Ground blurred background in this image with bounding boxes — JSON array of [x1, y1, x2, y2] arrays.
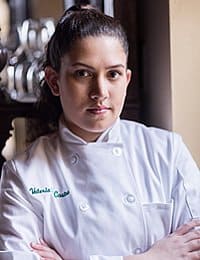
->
[[0, 0, 199, 168]]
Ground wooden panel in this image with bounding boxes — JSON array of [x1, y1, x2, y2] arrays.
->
[[30, 0, 63, 19]]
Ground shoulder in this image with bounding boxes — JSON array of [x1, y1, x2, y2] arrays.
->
[[2, 131, 59, 180], [119, 119, 188, 164], [119, 119, 178, 144], [20, 131, 58, 161], [119, 119, 199, 171]]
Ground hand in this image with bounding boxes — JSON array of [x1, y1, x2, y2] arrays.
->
[[146, 219, 200, 260], [30, 238, 63, 260], [125, 219, 200, 260]]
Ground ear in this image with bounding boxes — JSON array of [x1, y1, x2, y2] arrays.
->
[[45, 66, 60, 96], [126, 69, 132, 87]]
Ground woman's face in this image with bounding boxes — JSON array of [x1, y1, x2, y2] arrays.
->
[[46, 36, 131, 142]]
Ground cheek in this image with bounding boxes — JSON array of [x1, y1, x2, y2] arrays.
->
[[60, 87, 88, 108], [113, 85, 127, 103]]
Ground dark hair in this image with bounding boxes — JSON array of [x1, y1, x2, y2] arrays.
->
[[46, 5, 128, 71], [27, 4, 129, 143]]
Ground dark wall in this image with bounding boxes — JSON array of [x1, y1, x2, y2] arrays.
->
[[115, 0, 172, 130], [114, 0, 141, 122], [138, 0, 172, 130]]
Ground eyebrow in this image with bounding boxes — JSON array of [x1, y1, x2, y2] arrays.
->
[[70, 62, 125, 69]]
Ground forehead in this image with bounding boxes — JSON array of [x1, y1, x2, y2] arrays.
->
[[61, 36, 127, 65]]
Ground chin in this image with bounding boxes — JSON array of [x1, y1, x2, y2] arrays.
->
[[86, 121, 116, 133]]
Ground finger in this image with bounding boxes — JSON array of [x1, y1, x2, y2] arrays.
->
[[30, 243, 55, 255], [30, 242, 62, 260], [31, 242, 47, 251], [183, 229, 200, 242], [40, 258, 53, 260], [188, 251, 200, 260], [188, 248, 200, 260], [31, 242, 54, 252], [187, 239, 200, 252], [32, 248, 55, 259], [39, 238, 49, 246], [174, 219, 200, 236]]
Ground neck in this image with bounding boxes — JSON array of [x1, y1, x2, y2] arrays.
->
[[63, 121, 104, 143]]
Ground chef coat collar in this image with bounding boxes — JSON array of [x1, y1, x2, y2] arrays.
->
[[59, 115, 121, 144]]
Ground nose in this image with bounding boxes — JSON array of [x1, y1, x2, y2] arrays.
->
[[89, 76, 109, 101]]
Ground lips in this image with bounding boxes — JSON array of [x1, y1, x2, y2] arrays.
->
[[87, 106, 111, 114]]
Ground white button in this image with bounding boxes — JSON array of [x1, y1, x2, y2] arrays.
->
[[134, 248, 142, 254], [71, 154, 79, 164], [79, 202, 90, 212], [123, 194, 136, 205], [126, 194, 135, 203], [112, 147, 122, 156]]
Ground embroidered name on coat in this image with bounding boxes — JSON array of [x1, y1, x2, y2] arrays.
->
[[54, 190, 70, 198], [29, 187, 70, 198], [29, 187, 51, 194]]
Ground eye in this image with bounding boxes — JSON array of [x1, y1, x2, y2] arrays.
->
[[74, 70, 92, 78], [107, 70, 122, 80]]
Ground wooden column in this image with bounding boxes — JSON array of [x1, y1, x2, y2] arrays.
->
[[114, 0, 141, 122]]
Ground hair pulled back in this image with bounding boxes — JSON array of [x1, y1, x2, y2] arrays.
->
[[46, 5, 128, 71]]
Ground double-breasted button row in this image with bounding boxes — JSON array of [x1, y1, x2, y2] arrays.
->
[[70, 147, 122, 165], [79, 193, 136, 213]]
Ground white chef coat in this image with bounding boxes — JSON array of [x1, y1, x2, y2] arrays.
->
[[0, 117, 199, 260]]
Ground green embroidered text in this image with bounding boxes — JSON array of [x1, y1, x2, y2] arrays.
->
[[29, 187, 51, 195], [54, 190, 70, 198], [29, 187, 70, 198]]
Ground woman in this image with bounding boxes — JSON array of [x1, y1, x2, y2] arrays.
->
[[0, 4, 200, 260]]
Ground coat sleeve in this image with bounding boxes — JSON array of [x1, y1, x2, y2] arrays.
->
[[171, 134, 200, 230], [0, 160, 43, 259], [0, 250, 40, 260]]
